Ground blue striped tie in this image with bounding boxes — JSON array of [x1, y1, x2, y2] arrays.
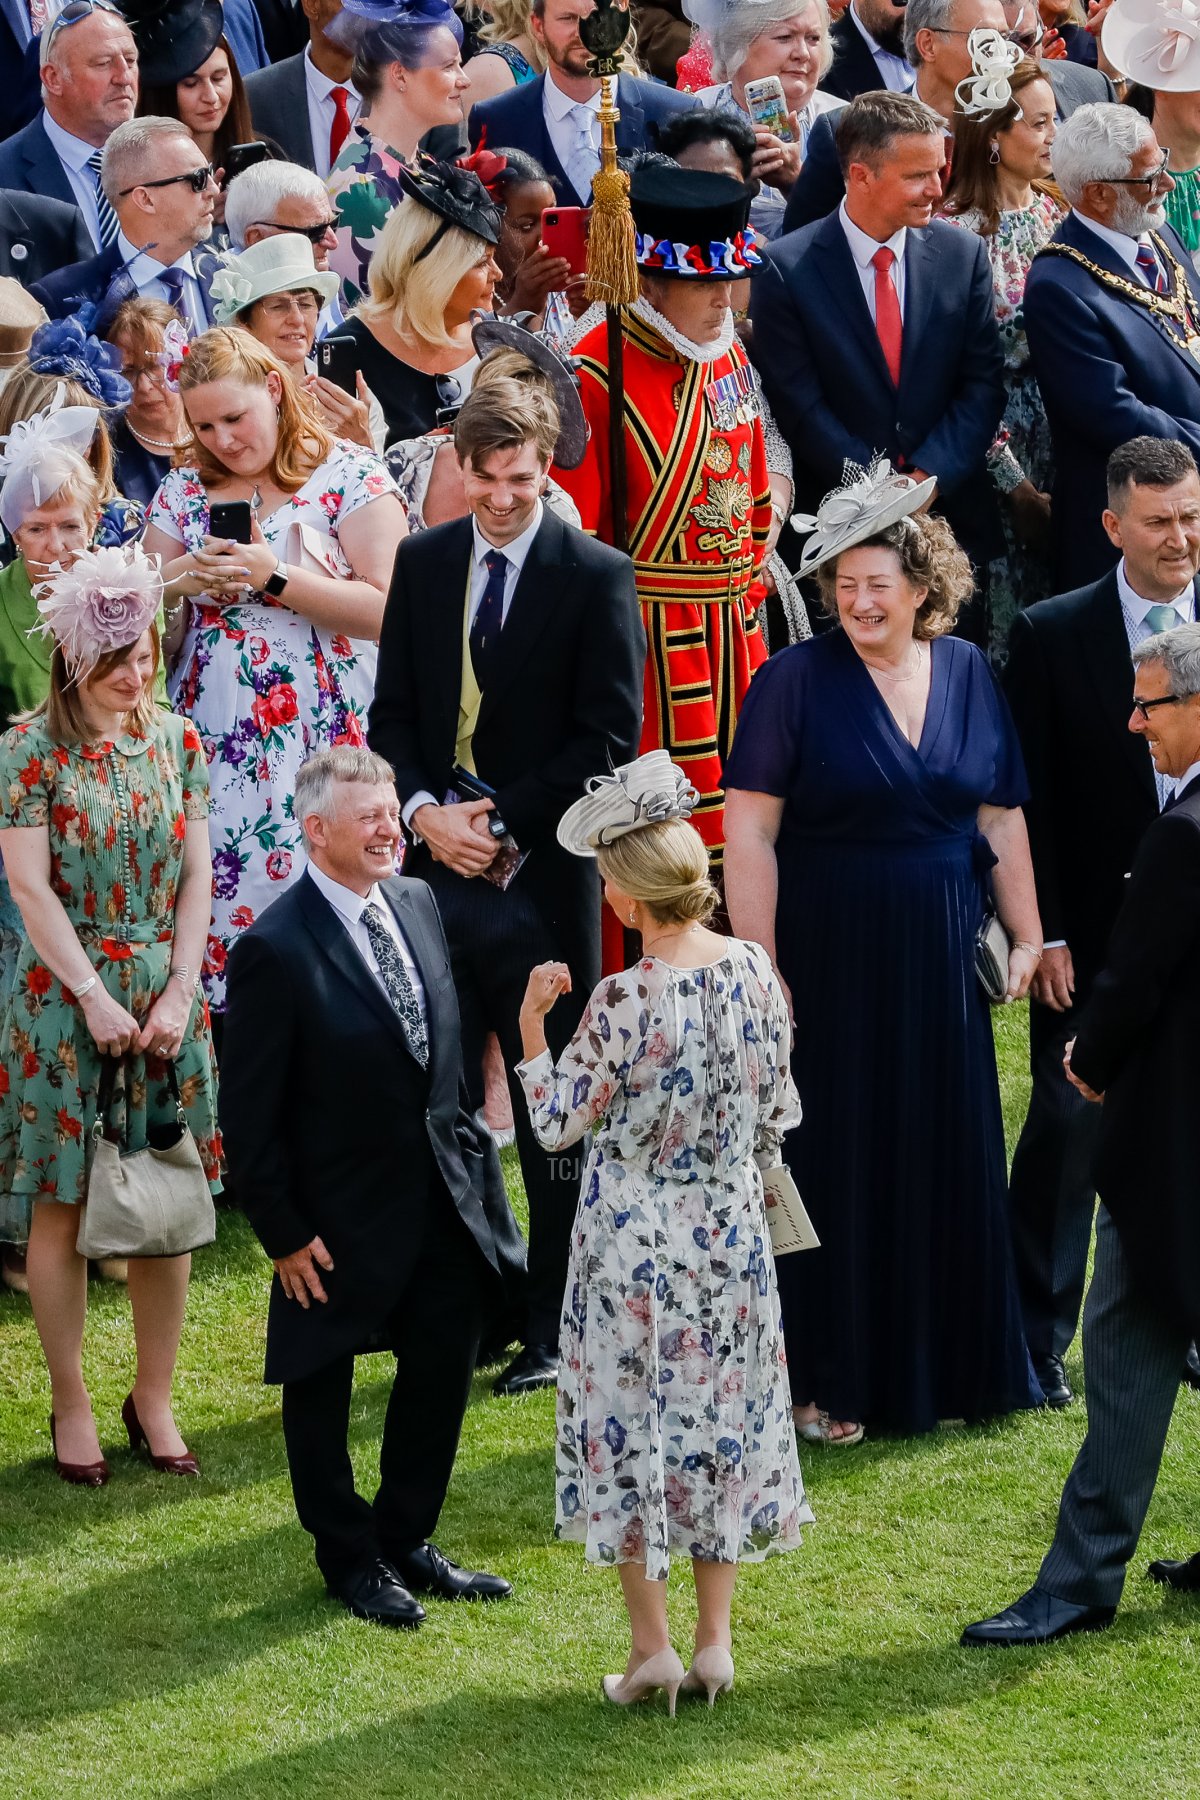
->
[[87, 149, 121, 250]]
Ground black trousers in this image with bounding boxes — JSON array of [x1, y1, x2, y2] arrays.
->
[[426, 864, 583, 1349], [280, 1199, 493, 1584], [1008, 997, 1102, 1362]]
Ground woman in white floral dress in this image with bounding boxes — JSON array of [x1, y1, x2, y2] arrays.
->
[[142, 329, 407, 1014], [517, 755, 810, 1716]]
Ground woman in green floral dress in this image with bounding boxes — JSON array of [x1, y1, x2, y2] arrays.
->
[[0, 544, 220, 1487]]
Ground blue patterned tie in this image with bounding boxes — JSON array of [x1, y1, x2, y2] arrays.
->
[[1135, 241, 1168, 295], [468, 549, 508, 691], [87, 149, 121, 250], [362, 903, 428, 1068]]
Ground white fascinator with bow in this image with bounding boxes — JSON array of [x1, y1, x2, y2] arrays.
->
[[792, 455, 937, 578], [954, 26, 1025, 117], [1103, 0, 1200, 89], [0, 397, 99, 536], [558, 751, 700, 858], [34, 542, 163, 680]]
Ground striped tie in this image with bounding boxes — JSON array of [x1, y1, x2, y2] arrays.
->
[[87, 148, 120, 249]]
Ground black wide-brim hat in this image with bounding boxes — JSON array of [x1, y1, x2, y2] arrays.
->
[[629, 163, 762, 282], [119, 0, 224, 86], [398, 156, 503, 257], [471, 311, 588, 468]]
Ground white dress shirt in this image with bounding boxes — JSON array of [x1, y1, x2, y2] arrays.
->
[[115, 231, 208, 335], [1172, 756, 1200, 802], [1118, 558, 1195, 811], [42, 111, 106, 250], [305, 862, 427, 1015], [848, 4, 915, 91], [838, 199, 908, 320], [402, 502, 545, 829], [543, 73, 601, 202], [304, 47, 362, 181]]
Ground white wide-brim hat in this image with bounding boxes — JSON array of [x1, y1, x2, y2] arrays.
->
[[794, 457, 938, 579], [558, 751, 700, 858], [209, 233, 339, 325], [1102, 0, 1200, 91]]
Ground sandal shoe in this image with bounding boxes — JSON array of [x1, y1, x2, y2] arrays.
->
[[798, 1409, 865, 1446]]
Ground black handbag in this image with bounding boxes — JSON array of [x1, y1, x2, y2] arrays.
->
[[76, 1055, 215, 1260]]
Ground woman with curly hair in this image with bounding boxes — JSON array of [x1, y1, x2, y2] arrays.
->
[[723, 464, 1043, 1442]]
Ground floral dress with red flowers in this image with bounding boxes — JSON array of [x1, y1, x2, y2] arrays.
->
[[516, 937, 812, 1578], [0, 712, 221, 1239], [147, 443, 401, 1010]]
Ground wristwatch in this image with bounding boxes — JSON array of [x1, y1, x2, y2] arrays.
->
[[263, 558, 290, 598]]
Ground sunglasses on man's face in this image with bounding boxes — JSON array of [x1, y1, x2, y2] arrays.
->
[[118, 164, 216, 198], [252, 217, 338, 243]]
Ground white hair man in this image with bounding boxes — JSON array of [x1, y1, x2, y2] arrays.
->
[[1024, 101, 1200, 588], [225, 159, 345, 334]]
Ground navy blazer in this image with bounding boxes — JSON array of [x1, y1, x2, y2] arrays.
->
[[752, 209, 1006, 568], [0, 8, 40, 144], [0, 187, 91, 282], [467, 73, 691, 206], [30, 240, 221, 326], [0, 113, 84, 224], [1024, 211, 1200, 587], [822, 12, 903, 102]]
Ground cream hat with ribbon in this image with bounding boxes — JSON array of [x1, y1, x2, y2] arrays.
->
[[209, 234, 339, 325], [558, 752, 700, 858], [1102, 0, 1200, 90], [793, 456, 937, 579]]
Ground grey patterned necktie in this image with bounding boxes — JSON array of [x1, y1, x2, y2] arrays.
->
[[362, 903, 428, 1068]]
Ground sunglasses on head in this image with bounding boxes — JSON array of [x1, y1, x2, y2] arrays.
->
[[251, 218, 338, 244], [117, 164, 216, 198], [44, 0, 125, 46]]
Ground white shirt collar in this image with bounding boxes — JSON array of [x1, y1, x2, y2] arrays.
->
[[1116, 558, 1195, 619], [848, 4, 889, 56], [1071, 208, 1147, 273], [544, 71, 600, 119], [1174, 757, 1200, 797], [42, 111, 101, 172], [304, 44, 359, 104], [839, 197, 907, 269], [306, 860, 379, 926], [116, 230, 197, 277], [471, 499, 544, 577]]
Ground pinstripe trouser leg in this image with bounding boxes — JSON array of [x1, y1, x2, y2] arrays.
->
[[1038, 1206, 1188, 1608]]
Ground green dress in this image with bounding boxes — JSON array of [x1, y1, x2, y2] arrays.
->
[[0, 710, 221, 1240]]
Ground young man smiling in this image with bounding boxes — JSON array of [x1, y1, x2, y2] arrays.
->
[[369, 374, 643, 1397]]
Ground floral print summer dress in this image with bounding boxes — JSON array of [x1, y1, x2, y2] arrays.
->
[[517, 937, 812, 1578], [0, 712, 221, 1241], [147, 443, 400, 1009]]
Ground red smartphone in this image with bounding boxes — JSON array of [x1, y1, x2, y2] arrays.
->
[[540, 206, 590, 278]]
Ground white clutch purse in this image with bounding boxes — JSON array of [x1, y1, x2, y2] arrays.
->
[[762, 1164, 820, 1256]]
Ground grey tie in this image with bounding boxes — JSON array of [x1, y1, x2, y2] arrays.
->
[[362, 903, 429, 1068], [1144, 603, 1180, 634], [87, 149, 121, 249]]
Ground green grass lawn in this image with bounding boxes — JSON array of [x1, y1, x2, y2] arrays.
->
[[3, 1004, 1199, 1799]]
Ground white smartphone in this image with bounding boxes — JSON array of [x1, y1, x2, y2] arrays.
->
[[743, 75, 796, 144]]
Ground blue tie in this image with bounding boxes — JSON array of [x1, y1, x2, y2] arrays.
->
[[159, 266, 186, 324], [469, 549, 508, 691], [1135, 242, 1168, 295], [87, 149, 120, 249], [1144, 603, 1179, 634]]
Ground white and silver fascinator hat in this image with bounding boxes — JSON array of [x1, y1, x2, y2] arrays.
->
[[954, 26, 1024, 116], [1103, 0, 1200, 90], [793, 455, 937, 578], [0, 396, 99, 536], [558, 751, 700, 859]]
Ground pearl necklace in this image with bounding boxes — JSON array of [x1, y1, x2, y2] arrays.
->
[[128, 420, 187, 453]]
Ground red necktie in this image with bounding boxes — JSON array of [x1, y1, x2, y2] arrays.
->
[[329, 86, 352, 167], [872, 246, 903, 387]]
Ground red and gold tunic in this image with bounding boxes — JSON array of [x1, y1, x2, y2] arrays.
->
[[555, 306, 771, 872]]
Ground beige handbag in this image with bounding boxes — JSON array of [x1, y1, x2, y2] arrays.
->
[[76, 1056, 215, 1260]]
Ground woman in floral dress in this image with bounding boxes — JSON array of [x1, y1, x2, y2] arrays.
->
[[941, 59, 1066, 659], [517, 755, 810, 1715], [0, 545, 220, 1485], [142, 328, 407, 1016]]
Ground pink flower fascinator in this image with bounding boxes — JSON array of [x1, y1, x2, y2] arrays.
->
[[35, 541, 163, 679]]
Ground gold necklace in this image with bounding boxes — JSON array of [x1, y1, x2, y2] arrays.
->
[[1040, 231, 1200, 359], [642, 923, 704, 956], [865, 642, 923, 684]]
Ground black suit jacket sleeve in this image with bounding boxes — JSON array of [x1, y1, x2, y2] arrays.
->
[[368, 544, 426, 806], [906, 236, 1005, 491], [751, 251, 875, 478], [219, 931, 313, 1261], [1069, 815, 1200, 1093], [782, 114, 844, 233], [1003, 608, 1065, 944]]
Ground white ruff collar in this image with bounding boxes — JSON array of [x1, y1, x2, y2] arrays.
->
[[632, 295, 735, 364]]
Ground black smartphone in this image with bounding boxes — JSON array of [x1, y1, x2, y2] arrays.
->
[[450, 763, 508, 838], [208, 500, 254, 544], [317, 334, 358, 396], [221, 141, 271, 186]]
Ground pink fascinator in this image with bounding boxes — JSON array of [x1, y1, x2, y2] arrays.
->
[[35, 542, 163, 678]]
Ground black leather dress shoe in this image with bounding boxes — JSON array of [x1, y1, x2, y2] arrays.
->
[[1148, 1550, 1200, 1591], [960, 1585, 1115, 1647], [492, 1344, 557, 1396], [390, 1541, 513, 1602], [1032, 1353, 1073, 1409], [1183, 1343, 1200, 1390], [327, 1559, 426, 1628]]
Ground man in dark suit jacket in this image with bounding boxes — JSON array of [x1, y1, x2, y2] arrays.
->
[[0, 5, 42, 145], [963, 622, 1200, 1647], [222, 745, 519, 1626], [1003, 437, 1200, 1410], [369, 377, 644, 1398], [1024, 106, 1200, 589], [467, 0, 690, 205], [244, 0, 363, 177], [752, 90, 1005, 605], [823, 0, 912, 103], [0, 187, 90, 283]]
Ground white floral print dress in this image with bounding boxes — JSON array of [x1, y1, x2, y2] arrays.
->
[[147, 443, 401, 1009], [517, 937, 812, 1578]]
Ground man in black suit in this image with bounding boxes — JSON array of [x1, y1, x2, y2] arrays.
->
[[244, 0, 363, 178], [467, 0, 690, 206], [1003, 437, 1200, 1408], [221, 746, 518, 1627], [752, 90, 1005, 609], [0, 188, 90, 284], [963, 621, 1200, 1647], [369, 376, 644, 1397], [823, 0, 913, 103]]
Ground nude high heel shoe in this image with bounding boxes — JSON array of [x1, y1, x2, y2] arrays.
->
[[681, 1644, 735, 1707], [601, 1647, 686, 1716]]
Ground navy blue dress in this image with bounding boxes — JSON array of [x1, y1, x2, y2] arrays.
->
[[724, 630, 1040, 1434]]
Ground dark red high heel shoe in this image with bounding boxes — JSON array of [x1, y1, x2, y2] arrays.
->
[[49, 1414, 109, 1487], [122, 1393, 200, 1477]]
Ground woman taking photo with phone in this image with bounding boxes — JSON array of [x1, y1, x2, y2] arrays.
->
[[140, 328, 407, 1020]]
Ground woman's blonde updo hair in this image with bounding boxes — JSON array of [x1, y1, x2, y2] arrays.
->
[[595, 818, 719, 928], [815, 511, 975, 640]]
